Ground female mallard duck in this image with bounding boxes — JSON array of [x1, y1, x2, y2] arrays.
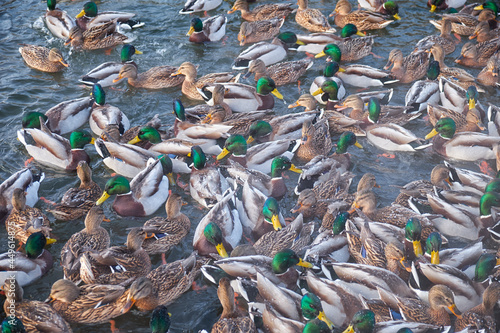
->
[[289, 94, 318, 111], [80, 227, 151, 285], [314, 25, 374, 62], [44, 0, 75, 39], [428, 44, 478, 90], [187, 15, 227, 43], [478, 51, 500, 86], [80, 45, 142, 87], [60, 206, 110, 282], [246, 58, 313, 86], [46, 161, 102, 221], [228, 0, 294, 21], [0, 232, 55, 287], [142, 193, 191, 256], [405, 60, 440, 112], [47, 279, 127, 324], [455, 38, 500, 68], [295, 118, 333, 162], [428, 0, 467, 12], [189, 146, 229, 208], [470, 21, 500, 43], [238, 18, 284, 45], [65, 21, 129, 51], [89, 83, 130, 137], [384, 48, 430, 83], [75, 1, 140, 31], [211, 277, 256, 332], [171, 61, 236, 100], [295, 0, 334, 32], [345, 221, 387, 268], [232, 32, 304, 70], [425, 117, 500, 161], [19, 45, 68, 73], [2, 279, 73, 332], [122, 252, 201, 311], [430, 7, 497, 36], [415, 19, 457, 54], [179, 0, 222, 14], [200, 77, 283, 113], [309, 62, 347, 104], [114, 63, 184, 89], [96, 158, 170, 217], [427, 103, 484, 133], [331, 0, 394, 30], [358, 0, 401, 20]]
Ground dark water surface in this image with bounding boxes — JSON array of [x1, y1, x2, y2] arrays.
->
[[0, 0, 499, 331]]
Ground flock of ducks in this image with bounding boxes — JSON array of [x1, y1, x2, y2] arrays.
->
[[3, 0, 500, 331]]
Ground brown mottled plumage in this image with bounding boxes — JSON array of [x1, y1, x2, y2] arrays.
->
[[296, 0, 333, 32], [455, 38, 500, 68], [115, 64, 184, 89], [228, 0, 293, 21], [65, 21, 128, 50], [19, 45, 68, 73], [295, 118, 333, 162], [384, 48, 430, 83], [247, 58, 313, 86], [332, 0, 394, 31], [238, 18, 284, 45]]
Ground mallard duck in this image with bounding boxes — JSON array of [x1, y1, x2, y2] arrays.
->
[[294, 31, 342, 54], [425, 117, 500, 161], [19, 45, 68, 73], [187, 15, 226, 43], [96, 158, 170, 217], [358, 0, 401, 20], [46, 161, 101, 221], [89, 84, 130, 137], [2, 279, 73, 332], [44, 0, 75, 39], [232, 32, 304, 69], [415, 20, 457, 54], [478, 51, 500, 86], [228, 0, 294, 21], [295, 118, 333, 162], [427, 103, 484, 133], [5, 188, 51, 246], [238, 18, 284, 45], [438, 76, 471, 112], [0, 168, 44, 222], [289, 94, 318, 111], [171, 62, 236, 100], [150, 306, 171, 333], [202, 105, 274, 136], [332, 0, 394, 30], [455, 38, 500, 68], [311, 80, 343, 109], [246, 112, 318, 142], [104, 115, 164, 148], [246, 58, 313, 86], [60, 206, 110, 282], [1, 317, 25, 333], [80, 227, 151, 285], [141, 193, 190, 256], [314, 25, 374, 62], [0, 232, 55, 287], [75, 1, 139, 30], [296, 0, 334, 32], [428, 0, 467, 12], [47, 279, 127, 324], [405, 60, 440, 112], [200, 77, 283, 113], [309, 62, 347, 104], [114, 63, 184, 89], [179, 0, 222, 14], [454, 281, 499, 332], [80, 45, 142, 87], [65, 21, 129, 51], [470, 21, 500, 43], [384, 48, 430, 84], [122, 252, 201, 311], [345, 220, 387, 268]]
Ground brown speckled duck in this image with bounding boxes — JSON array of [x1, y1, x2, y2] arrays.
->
[[19, 45, 68, 73]]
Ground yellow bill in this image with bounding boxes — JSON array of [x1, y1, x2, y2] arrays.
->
[[128, 136, 142, 145], [96, 191, 110, 205], [343, 325, 355, 333], [272, 214, 282, 231], [425, 128, 439, 140], [186, 26, 195, 36], [430, 4, 437, 12], [315, 51, 326, 58], [76, 9, 86, 18], [290, 164, 302, 174], [354, 141, 363, 148], [431, 250, 439, 264], [317, 311, 334, 329], [46, 237, 57, 245], [413, 240, 423, 257], [311, 87, 323, 96], [246, 136, 255, 144], [271, 88, 283, 100], [297, 258, 313, 268], [217, 147, 231, 160], [393, 13, 401, 20], [216, 243, 229, 258]]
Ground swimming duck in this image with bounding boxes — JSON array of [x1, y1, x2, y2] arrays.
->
[[430, 6, 497, 36], [470, 21, 500, 43], [187, 15, 227, 43], [246, 113, 318, 142], [427, 103, 484, 133], [46, 161, 102, 221], [0, 232, 55, 287], [96, 158, 170, 217], [428, 44, 478, 90], [358, 0, 401, 20], [75, 1, 140, 31], [89, 84, 130, 137], [179, 0, 222, 14], [384, 49, 430, 84], [331, 0, 394, 31], [114, 63, 184, 89], [428, 0, 467, 12], [80, 45, 142, 87], [455, 38, 500, 68], [314, 24, 373, 61], [288, 94, 318, 111], [238, 18, 284, 45], [44, 0, 75, 40], [232, 32, 304, 69], [19, 45, 68, 73], [295, 118, 333, 162], [296, 0, 334, 32], [60, 206, 110, 282], [415, 19, 457, 54], [405, 60, 440, 112], [309, 62, 347, 104], [65, 22, 129, 51], [202, 105, 274, 136], [246, 58, 313, 86], [228, 0, 294, 21], [478, 52, 500, 86]]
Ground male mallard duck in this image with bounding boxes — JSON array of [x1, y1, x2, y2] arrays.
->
[[455, 38, 500, 68], [428, 44, 478, 90], [405, 60, 440, 112], [2, 279, 73, 332], [246, 58, 313, 86], [232, 32, 304, 69], [96, 158, 170, 217], [200, 77, 283, 113], [301, 292, 335, 329], [428, 0, 467, 12], [314, 25, 374, 62], [89, 83, 130, 137], [0, 232, 55, 287], [1, 317, 25, 333], [150, 306, 171, 333], [202, 105, 274, 136], [425, 117, 500, 161], [187, 15, 227, 43], [80, 45, 142, 87], [47, 279, 127, 324], [114, 63, 184, 89], [384, 48, 430, 83], [238, 18, 284, 45], [5, 188, 51, 246], [171, 61, 236, 100], [246, 113, 318, 142], [60, 206, 110, 282], [358, 0, 401, 20], [80, 227, 151, 285], [212, 277, 256, 332], [19, 45, 68, 73], [427, 103, 484, 133], [46, 161, 102, 221], [142, 193, 190, 255], [179, 0, 222, 14], [309, 62, 347, 104], [331, 0, 394, 31], [122, 252, 201, 311], [228, 0, 294, 21], [75, 1, 140, 31], [296, 0, 334, 32], [44, 0, 75, 39], [295, 118, 333, 162], [65, 21, 129, 51], [415, 19, 456, 54]]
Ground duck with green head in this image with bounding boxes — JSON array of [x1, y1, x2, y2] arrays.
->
[[187, 15, 227, 43], [316, 25, 374, 62], [1, 317, 26, 333], [405, 217, 424, 261], [405, 60, 441, 113], [301, 293, 335, 329], [217, 134, 248, 164], [22, 112, 48, 130], [473, 253, 500, 283], [90, 83, 130, 137], [150, 306, 171, 333], [75, 1, 139, 31], [428, 0, 466, 12], [310, 61, 346, 104], [311, 80, 339, 110], [303, 318, 330, 333], [45, 0, 75, 40], [202, 222, 231, 258]]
